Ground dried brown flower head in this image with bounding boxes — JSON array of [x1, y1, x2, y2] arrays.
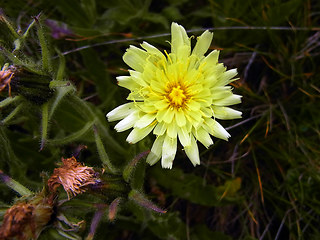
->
[[0, 64, 16, 97], [48, 156, 98, 199], [0, 194, 54, 240]]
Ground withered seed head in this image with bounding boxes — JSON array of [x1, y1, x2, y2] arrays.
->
[[0, 193, 54, 240], [48, 156, 98, 199]]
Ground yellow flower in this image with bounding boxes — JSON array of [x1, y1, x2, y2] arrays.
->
[[107, 22, 242, 169]]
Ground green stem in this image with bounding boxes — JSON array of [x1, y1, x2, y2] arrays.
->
[[1, 104, 23, 125], [21, 17, 38, 41], [0, 96, 21, 108], [40, 102, 49, 150], [49, 85, 75, 119], [55, 50, 66, 81], [0, 170, 32, 196], [13, 15, 37, 52], [93, 125, 118, 174], [0, 14, 20, 39], [1, 47, 44, 75], [0, 126, 20, 164], [69, 95, 127, 154], [49, 120, 95, 145], [36, 15, 51, 73]]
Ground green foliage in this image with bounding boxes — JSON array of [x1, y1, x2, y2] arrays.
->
[[1, 0, 320, 239], [149, 167, 242, 206]]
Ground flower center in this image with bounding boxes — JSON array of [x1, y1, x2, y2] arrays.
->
[[167, 85, 187, 107]]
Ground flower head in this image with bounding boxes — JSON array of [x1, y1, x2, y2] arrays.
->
[[107, 22, 242, 169], [48, 156, 98, 199], [0, 193, 54, 240]]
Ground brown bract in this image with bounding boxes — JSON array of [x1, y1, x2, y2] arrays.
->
[[0, 195, 54, 240], [48, 156, 98, 199]]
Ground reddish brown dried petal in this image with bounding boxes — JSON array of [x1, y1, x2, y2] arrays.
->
[[0, 65, 15, 96], [48, 156, 98, 198]]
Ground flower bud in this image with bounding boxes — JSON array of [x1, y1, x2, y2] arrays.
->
[[9, 66, 53, 105]]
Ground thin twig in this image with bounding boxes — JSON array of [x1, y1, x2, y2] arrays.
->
[[275, 209, 293, 240], [278, 100, 290, 131], [243, 45, 258, 82], [225, 114, 262, 131], [208, 145, 251, 164], [55, 26, 320, 57], [259, 214, 275, 240]]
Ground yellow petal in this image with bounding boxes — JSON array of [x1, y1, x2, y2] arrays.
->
[[177, 126, 191, 147], [203, 50, 219, 67], [129, 70, 148, 87], [107, 103, 135, 122], [212, 94, 242, 106], [146, 135, 165, 165], [127, 91, 144, 101], [115, 111, 139, 132], [153, 121, 166, 136], [117, 76, 139, 90], [171, 22, 191, 59], [204, 118, 230, 141], [155, 99, 169, 110], [186, 101, 201, 111], [141, 41, 165, 58], [177, 45, 191, 62], [193, 127, 213, 148], [134, 114, 156, 129], [167, 122, 177, 138], [210, 87, 232, 100], [161, 135, 177, 169], [162, 108, 175, 123], [126, 124, 155, 144], [123, 45, 148, 72], [212, 106, 242, 120], [184, 135, 200, 166], [175, 109, 186, 127], [192, 30, 213, 57], [216, 68, 238, 86], [150, 79, 166, 94]]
